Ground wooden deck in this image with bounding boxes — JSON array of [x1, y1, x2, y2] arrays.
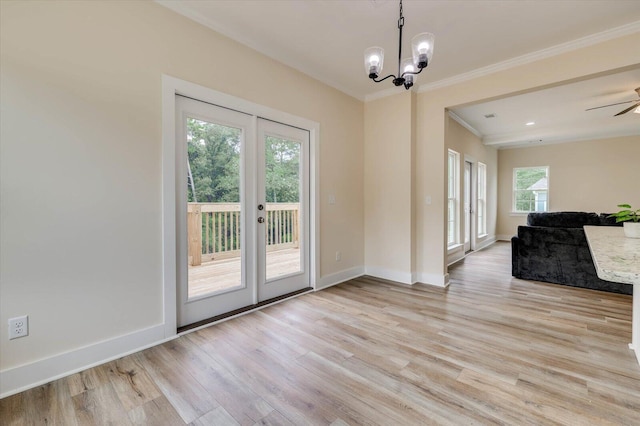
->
[[189, 248, 301, 298]]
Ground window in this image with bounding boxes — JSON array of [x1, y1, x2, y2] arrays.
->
[[477, 162, 487, 236], [448, 150, 459, 247], [513, 166, 549, 212]]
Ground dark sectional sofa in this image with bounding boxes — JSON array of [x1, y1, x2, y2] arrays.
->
[[511, 211, 632, 295]]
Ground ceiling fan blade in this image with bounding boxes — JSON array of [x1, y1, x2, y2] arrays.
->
[[585, 100, 634, 111], [614, 101, 640, 116]]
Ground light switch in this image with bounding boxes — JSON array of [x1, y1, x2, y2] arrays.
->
[[425, 196, 432, 205], [329, 194, 336, 205]]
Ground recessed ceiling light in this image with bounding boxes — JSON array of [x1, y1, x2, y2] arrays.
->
[[526, 121, 535, 126]]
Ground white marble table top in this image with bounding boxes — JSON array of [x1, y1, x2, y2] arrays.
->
[[584, 226, 640, 285]]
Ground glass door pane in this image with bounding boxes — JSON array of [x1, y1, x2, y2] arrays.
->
[[264, 135, 302, 281], [186, 118, 243, 299], [257, 119, 309, 301]]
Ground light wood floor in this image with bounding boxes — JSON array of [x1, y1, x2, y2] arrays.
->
[[2, 242, 639, 425], [189, 249, 301, 298]]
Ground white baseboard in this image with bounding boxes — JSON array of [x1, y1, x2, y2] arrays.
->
[[496, 234, 514, 241], [415, 272, 450, 288], [316, 266, 365, 290], [476, 235, 497, 250], [447, 250, 465, 266], [0, 324, 175, 399], [364, 266, 450, 288], [365, 266, 413, 285]]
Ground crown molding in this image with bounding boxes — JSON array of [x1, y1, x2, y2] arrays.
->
[[363, 86, 417, 102], [486, 128, 640, 150], [447, 111, 483, 139], [418, 20, 640, 93]]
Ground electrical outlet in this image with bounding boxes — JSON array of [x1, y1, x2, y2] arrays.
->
[[336, 251, 341, 262], [9, 315, 29, 340]]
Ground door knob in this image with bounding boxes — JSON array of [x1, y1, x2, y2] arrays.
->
[[258, 204, 264, 210], [258, 217, 264, 223]]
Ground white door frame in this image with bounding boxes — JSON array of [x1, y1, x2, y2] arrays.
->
[[161, 75, 319, 338]]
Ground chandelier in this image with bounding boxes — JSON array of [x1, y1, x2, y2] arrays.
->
[[364, 0, 434, 90]]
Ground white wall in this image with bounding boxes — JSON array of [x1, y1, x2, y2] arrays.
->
[[0, 0, 364, 395], [364, 92, 414, 283], [497, 135, 640, 238]]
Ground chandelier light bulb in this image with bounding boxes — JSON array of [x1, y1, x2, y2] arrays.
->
[[364, 46, 385, 78], [411, 32, 435, 69], [400, 58, 416, 88]]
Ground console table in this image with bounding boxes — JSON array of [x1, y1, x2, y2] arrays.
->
[[584, 226, 640, 366]]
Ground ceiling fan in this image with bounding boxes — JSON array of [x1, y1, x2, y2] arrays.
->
[[585, 87, 640, 116]]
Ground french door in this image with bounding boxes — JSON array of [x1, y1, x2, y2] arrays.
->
[[176, 96, 310, 328]]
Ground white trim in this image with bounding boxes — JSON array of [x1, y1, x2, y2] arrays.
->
[[448, 111, 483, 139], [161, 76, 178, 339], [0, 325, 174, 399], [497, 234, 514, 241], [364, 86, 416, 102], [365, 266, 413, 285], [415, 272, 450, 288], [317, 266, 365, 290], [447, 243, 463, 255], [447, 249, 465, 266], [475, 235, 497, 251], [418, 21, 640, 93]]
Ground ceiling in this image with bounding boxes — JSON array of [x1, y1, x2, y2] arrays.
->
[[157, 0, 640, 148], [451, 68, 640, 148]]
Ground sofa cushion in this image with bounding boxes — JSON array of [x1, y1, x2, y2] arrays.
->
[[527, 211, 600, 228]]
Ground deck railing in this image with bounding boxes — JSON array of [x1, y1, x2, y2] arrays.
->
[[187, 202, 299, 266]]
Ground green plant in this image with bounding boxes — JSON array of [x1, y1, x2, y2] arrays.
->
[[608, 204, 640, 223]]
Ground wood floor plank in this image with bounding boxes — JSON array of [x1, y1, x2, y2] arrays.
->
[[140, 344, 218, 424], [252, 409, 296, 426], [71, 381, 132, 425], [190, 406, 239, 426], [105, 354, 162, 412], [168, 335, 274, 425], [128, 396, 185, 425], [3, 241, 639, 425]]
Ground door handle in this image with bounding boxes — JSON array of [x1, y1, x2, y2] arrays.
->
[[258, 217, 264, 223], [258, 204, 264, 211]]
